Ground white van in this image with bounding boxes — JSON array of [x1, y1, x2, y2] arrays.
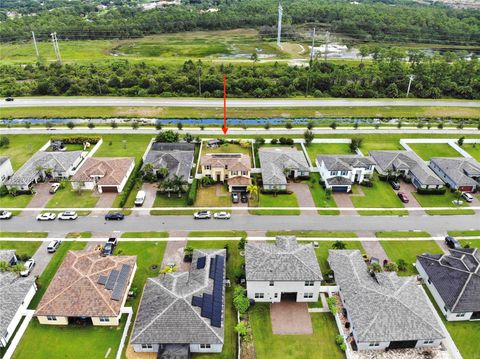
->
[[134, 190, 146, 206]]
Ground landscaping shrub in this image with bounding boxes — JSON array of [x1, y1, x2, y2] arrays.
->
[[396, 258, 407, 272], [51, 136, 101, 144], [233, 287, 250, 314], [270, 138, 278, 144], [187, 179, 198, 206], [238, 237, 246, 250], [327, 297, 337, 314], [416, 187, 446, 195], [156, 130, 179, 143], [235, 322, 248, 337], [0, 185, 8, 197], [278, 137, 294, 145], [383, 262, 398, 272]]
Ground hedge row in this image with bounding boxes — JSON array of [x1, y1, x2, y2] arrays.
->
[[187, 179, 198, 206], [50, 136, 101, 144], [119, 159, 143, 208]]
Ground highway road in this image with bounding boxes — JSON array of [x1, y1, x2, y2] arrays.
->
[[1, 214, 478, 234], [2, 97, 480, 108]]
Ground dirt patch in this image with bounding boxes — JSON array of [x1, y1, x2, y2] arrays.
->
[[270, 301, 313, 335], [424, 107, 480, 118], [114, 107, 165, 117]]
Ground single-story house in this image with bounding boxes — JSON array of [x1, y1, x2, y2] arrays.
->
[[417, 248, 480, 321], [71, 157, 135, 193], [131, 249, 226, 356], [370, 150, 444, 190], [429, 157, 480, 192], [328, 250, 444, 351], [5, 151, 85, 191], [142, 142, 195, 182], [245, 236, 322, 302], [316, 155, 375, 192], [35, 250, 136, 326], [0, 250, 37, 348], [258, 147, 310, 191], [200, 153, 251, 192], [0, 157, 14, 186]]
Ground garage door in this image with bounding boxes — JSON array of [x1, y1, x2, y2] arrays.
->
[[100, 186, 118, 193], [332, 186, 349, 192]]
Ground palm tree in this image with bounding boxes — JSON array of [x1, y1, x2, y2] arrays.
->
[[157, 166, 169, 179], [172, 175, 187, 198], [143, 163, 154, 175], [246, 184, 259, 200], [0, 260, 9, 272], [35, 165, 46, 181], [159, 178, 174, 197]]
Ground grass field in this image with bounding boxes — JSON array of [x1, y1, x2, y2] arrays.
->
[[464, 143, 480, 161], [94, 134, 152, 161], [249, 192, 300, 215], [413, 191, 474, 215], [305, 143, 352, 163], [376, 231, 431, 238], [46, 183, 99, 209], [351, 176, 405, 210], [0, 136, 47, 170], [0, 232, 48, 238], [188, 231, 247, 237], [380, 240, 442, 276], [307, 174, 339, 215], [0, 193, 33, 209], [65, 232, 92, 238], [120, 231, 169, 238], [268, 231, 357, 238], [409, 143, 461, 160], [460, 239, 480, 248], [0, 241, 41, 258], [314, 241, 365, 273], [195, 185, 232, 207], [447, 230, 480, 237]]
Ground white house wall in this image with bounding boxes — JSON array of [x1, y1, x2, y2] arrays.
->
[[247, 280, 321, 302], [0, 159, 14, 186], [190, 343, 223, 353]]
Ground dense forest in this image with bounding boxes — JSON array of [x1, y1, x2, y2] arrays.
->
[[1, 0, 479, 45], [1, 50, 478, 99]]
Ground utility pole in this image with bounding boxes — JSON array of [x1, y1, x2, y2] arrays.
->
[[51, 32, 62, 64], [310, 27, 316, 63], [406, 75, 415, 97], [31, 31, 41, 65], [277, 2, 283, 48], [324, 31, 330, 62]]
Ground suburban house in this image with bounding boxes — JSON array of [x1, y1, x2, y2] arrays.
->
[[200, 153, 251, 192], [0, 156, 14, 186], [5, 151, 85, 191], [0, 250, 37, 348], [429, 157, 480, 192], [245, 236, 322, 302], [328, 250, 444, 351], [316, 155, 375, 192], [131, 249, 226, 357], [71, 157, 135, 193], [35, 250, 136, 326], [417, 248, 480, 321], [143, 142, 195, 182], [370, 150, 444, 190], [258, 147, 310, 191]]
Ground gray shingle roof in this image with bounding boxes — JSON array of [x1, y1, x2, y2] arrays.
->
[[417, 248, 480, 313], [245, 236, 322, 281], [0, 156, 9, 166], [0, 271, 36, 339], [316, 155, 375, 172], [430, 157, 480, 187], [143, 142, 195, 180], [325, 176, 352, 186], [131, 249, 226, 345], [0, 250, 16, 264], [5, 151, 83, 186], [328, 250, 444, 343], [370, 150, 443, 186], [259, 148, 309, 186]]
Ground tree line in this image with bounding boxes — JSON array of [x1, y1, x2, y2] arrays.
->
[[0, 51, 478, 99], [1, 0, 479, 45]]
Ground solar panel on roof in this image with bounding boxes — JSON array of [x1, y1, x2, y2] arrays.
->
[[111, 264, 131, 301], [97, 275, 108, 285], [192, 295, 203, 307], [209, 257, 216, 279], [197, 256, 206, 269], [105, 269, 119, 290], [202, 294, 213, 319]]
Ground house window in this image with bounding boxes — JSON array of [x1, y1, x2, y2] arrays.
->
[[427, 279, 431, 284], [274, 293, 278, 298], [242, 171, 248, 176], [455, 313, 465, 317], [368, 343, 380, 347], [305, 280, 314, 286], [231, 171, 238, 176], [99, 317, 110, 322], [255, 293, 264, 299], [200, 344, 211, 349], [141, 344, 153, 349], [341, 171, 348, 176], [269, 280, 274, 286], [47, 315, 57, 321], [205, 165, 211, 170], [330, 171, 337, 176], [303, 293, 314, 299], [423, 340, 434, 344], [224, 165, 228, 169]]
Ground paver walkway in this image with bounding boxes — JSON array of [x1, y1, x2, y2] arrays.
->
[[23, 183, 52, 215], [361, 240, 390, 264], [288, 182, 317, 216], [270, 300, 313, 335], [436, 239, 450, 254], [161, 239, 190, 272], [333, 193, 356, 215]]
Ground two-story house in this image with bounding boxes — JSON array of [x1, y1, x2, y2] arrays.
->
[[200, 153, 251, 192]]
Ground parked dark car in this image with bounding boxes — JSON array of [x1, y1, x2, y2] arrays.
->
[[397, 192, 409, 203], [389, 180, 400, 190], [241, 192, 248, 203], [5, 97, 14, 102], [101, 238, 118, 256], [445, 236, 462, 249], [232, 192, 239, 204], [105, 212, 124, 221]]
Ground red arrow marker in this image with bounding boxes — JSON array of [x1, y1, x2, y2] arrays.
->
[[222, 74, 228, 135]]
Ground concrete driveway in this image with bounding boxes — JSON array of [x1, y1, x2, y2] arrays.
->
[[94, 192, 117, 214], [396, 182, 424, 215], [333, 193, 356, 215], [161, 240, 190, 272], [288, 182, 317, 216], [270, 300, 313, 335], [27, 182, 53, 209], [137, 182, 157, 216], [31, 240, 53, 277]]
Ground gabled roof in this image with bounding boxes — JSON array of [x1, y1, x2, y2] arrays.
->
[[325, 176, 352, 186], [316, 155, 375, 172], [417, 248, 480, 313], [71, 157, 135, 186], [245, 236, 322, 281], [5, 151, 83, 186], [131, 249, 226, 345], [143, 142, 195, 180], [328, 250, 444, 343], [0, 156, 10, 166], [35, 251, 136, 318], [370, 150, 443, 186], [0, 250, 16, 263], [430, 157, 480, 187], [259, 147, 309, 185], [0, 271, 36, 339], [200, 153, 251, 172]]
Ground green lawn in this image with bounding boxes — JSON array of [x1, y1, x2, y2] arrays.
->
[[267, 231, 357, 238], [0, 232, 48, 238], [46, 183, 99, 209], [307, 174, 339, 215], [313, 241, 365, 273], [188, 231, 247, 237], [150, 192, 194, 215], [361, 138, 403, 153], [464, 143, 480, 161], [460, 239, 480, 248], [305, 143, 352, 163], [65, 232, 92, 238], [195, 185, 232, 207], [249, 304, 345, 359], [448, 230, 480, 237], [187, 240, 240, 359], [0, 241, 41, 258], [380, 240, 443, 276], [94, 134, 152, 161], [0, 193, 33, 208], [120, 231, 169, 238], [413, 191, 475, 215], [0, 136, 47, 170], [351, 175, 405, 210], [29, 241, 86, 309], [13, 315, 126, 359], [376, 231, 431, 238], [409, 143, 461, 160], [249, 192, 300, 215]]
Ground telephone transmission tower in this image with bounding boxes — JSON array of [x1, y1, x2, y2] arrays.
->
[[277, 2, 283, 48], [31, 31, 41, 65], [50, 32, 62, 64]]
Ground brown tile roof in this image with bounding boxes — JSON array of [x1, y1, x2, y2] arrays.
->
[[200, 153, 251, 171], [227, 176, 251, 186], [72, 157, 135, 186], [35, 251, 136, 318]]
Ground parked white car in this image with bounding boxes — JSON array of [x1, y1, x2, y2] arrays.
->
[[47, 240, 62, 253], [193, 211, 211, 219], [461, 192, 474, 203], [0, 211, 12, 220], [214, 211, 231, 219], [36, 212, 56, 221], [58, 211, 78, 220], [49, 183, 61, 194], [20, 259, 35, 277]]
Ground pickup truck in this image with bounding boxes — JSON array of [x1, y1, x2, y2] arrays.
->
[[101, 238, 118, 256]]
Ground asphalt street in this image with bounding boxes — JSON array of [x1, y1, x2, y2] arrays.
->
[[2, 97, 480, 108], [1, 214, 478, 234]]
